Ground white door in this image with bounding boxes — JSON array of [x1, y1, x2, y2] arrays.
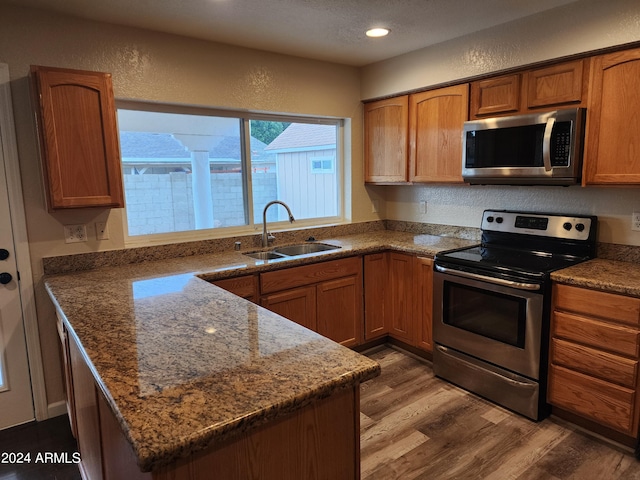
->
[[0, 76, 35, 430]]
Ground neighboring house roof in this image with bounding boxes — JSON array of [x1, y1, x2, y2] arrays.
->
[[119, 132, 274, 163], [265, 123, 335, 151]]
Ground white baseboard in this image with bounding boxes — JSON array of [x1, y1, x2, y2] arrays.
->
[[47, 400, 68, 419]]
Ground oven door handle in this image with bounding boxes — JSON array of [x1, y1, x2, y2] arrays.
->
[[435, 265, 541, 291]]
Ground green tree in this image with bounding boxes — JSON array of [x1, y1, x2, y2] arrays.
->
[[250, 120, 291, 145]]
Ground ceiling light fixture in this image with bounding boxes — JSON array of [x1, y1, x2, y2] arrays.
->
[[366, 28, 390, 38]]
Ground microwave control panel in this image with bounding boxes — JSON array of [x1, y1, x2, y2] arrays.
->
[[551, 122, 572, 166]]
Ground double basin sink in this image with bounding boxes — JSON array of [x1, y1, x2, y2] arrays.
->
[[244, 242, 340, 260]]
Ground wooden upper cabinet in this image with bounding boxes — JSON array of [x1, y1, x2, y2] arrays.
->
[[583, 48, 640, 185], [470, 59, 588, 118], [409, 84, 468, 183], [470, 74, 521, 118], [525, 60, 587, 109], [364, 96, 409, 183], [30, 65, 124, 210]]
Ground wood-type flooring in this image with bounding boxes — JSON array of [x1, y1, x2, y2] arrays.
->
[[3, 346, 640, 479], [360, 346, 640, 480]]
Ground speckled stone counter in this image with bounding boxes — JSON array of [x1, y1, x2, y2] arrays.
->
[[551, 258, 640, 297], [44, 230, 477, 472]]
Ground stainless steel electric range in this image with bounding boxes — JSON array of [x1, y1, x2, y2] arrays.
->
[[433, 210, 597, 421]]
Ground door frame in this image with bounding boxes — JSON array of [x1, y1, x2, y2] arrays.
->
[[0, 63, 47, 421]]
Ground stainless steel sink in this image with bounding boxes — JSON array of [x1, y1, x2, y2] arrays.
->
[[243, 242, 340, 260], [273, 243, 340, 256], [244, 251, 286, 260]]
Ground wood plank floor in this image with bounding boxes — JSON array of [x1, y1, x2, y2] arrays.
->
[[4, 346, 640, 479], [360, 346, 640, 480]]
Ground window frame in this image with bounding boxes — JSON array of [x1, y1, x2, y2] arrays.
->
[[116, 100, 345, 247]]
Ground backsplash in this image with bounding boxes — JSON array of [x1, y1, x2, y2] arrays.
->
[[42, 219, 640, 276], [42, 221, 385, 275]]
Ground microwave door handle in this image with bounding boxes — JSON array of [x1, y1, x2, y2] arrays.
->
[[542, 117, 556, 172]]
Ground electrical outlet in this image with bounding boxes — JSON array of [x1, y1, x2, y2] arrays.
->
[[633, 212, 640, 232], [95, 222, 109, 240], [419, 201, 428, 214], [64, 224, 87, 243], [372, 200, 379, 213]]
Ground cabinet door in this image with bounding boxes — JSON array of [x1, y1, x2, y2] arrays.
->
[[31, 65, 124, 210], [413, 257, 434, 352], [525, 59, 587, 110], [409, 84, 468, 183], [261, 286, 317, 331], [317, 275, 363, 348], [56, 317, 77, 439], [470, 74, 521, 118], [363, 253, 388, 340], [69, 334, 104, 480], [364, 96, 409, 183], [584, 48, 640, 185], [388, 252, 414, 343]]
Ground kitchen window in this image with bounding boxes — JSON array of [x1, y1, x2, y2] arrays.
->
[[116, 102, 343, 244]]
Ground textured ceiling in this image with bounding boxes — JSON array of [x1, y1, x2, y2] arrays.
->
[[6, 0, 579, 66]]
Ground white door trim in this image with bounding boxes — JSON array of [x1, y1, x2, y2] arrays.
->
[[0, 63, 47, 421]]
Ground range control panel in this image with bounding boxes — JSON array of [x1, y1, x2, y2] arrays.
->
[[481, 210, 595, 241]]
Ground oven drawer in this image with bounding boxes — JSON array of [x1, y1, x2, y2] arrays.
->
[[552, 311, 640, 357], [550, 338, 638, 388], [553, 284, 640, 326], [548, 364, 636, 435]]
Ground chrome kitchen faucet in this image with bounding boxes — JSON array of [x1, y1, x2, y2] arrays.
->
[[262, 200, 295, 247]]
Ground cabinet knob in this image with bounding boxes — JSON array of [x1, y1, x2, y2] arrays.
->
[[0, 249, 8, 260], [0, 272, 12, 285]]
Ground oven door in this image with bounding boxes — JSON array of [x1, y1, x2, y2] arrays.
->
[[433, 267, 544, 380]]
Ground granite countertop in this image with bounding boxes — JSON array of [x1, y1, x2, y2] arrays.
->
[[551, 258, 640, 297], [45, 230, 477, 472]]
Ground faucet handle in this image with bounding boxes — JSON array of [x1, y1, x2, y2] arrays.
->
[[267, 232, 276, 244]]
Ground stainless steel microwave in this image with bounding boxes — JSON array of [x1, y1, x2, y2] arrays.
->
[[462, 108, 586, 185]]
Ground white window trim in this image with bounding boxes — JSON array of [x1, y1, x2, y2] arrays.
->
[[116, 100, 346, 247]]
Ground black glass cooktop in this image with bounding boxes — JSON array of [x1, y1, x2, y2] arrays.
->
[[436, 244, 589, 279]]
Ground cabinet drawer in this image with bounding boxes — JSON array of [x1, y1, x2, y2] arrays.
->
[[212, 275, 258, 300], [550, 338, 638, 388], [552, 310, 640, 357], [553, 284, 640, 326], [260, 257, 361, 294], [548, 365, 636, 435]]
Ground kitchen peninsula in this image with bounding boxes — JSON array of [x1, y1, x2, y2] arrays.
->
[[45, 229, 476, 479]]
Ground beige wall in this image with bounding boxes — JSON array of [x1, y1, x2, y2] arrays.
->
[[362, 0, 640, 247], [0, 4, 373, 407]]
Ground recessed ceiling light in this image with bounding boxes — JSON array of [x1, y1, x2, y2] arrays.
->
[[366, 28, 390, 38]]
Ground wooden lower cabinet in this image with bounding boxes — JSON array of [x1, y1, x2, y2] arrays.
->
[[413, 257, 434, 352], [261, 285, 317, 331], [388, 252, 415, 342], [68, 332, 104, 480], [260, 257, 363, 347], [363, 252, 434, 353], [56, 315, 77, 439], [317, 275, 362, 348], [363, 253, 388, 339], [62, 324, 360, 480], [548, 283, 640, 438]]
